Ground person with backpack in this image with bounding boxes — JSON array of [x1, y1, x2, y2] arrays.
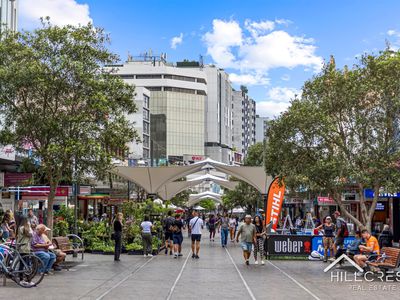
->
[[163, 211, 175, 255], [332, 211, 348, 259], [208, 214, 216, 242], [316, 216, 336, 262], [172, 214, 184, 258], [378, 224, 394, 248]]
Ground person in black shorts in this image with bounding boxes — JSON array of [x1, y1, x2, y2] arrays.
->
[[189, 211, 204, 259], [172, 214, 184, 258], [163, 211, 175, 255]]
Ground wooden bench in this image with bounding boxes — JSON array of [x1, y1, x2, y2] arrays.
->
[[368, 247, 400, 273], [52, 234, 85, 260]]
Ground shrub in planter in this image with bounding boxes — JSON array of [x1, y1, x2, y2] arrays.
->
[[91, 241, 106, 254], [126, 243, 143, 255], [102, 245, 115, 255]]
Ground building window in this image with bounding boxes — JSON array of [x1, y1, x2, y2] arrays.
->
[[164, 86, 196, 94], [197, 78, 207, 84], [143, 109, 149, 121], [136, 74, 162, 79], [164, 74, 196, 82], [119, 74, 135, 79], [143, 95, 149, 109], [143, 121, 150, 134], [146, 86, 162, 91], [196, 90, 206, 96], [143, 135, 150, 148]]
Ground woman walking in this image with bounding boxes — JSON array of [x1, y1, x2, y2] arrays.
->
[[208, 214, 216, 242], [229, 214, 237, 242], [113, 212, 123, 261], [1, 213, 11, 241], [17, 216, 34, 287], [253, 215, 266, 265], [141, 216, 153, 257]]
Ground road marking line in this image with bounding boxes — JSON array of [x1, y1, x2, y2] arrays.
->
[[95, 256, 155, 300], [225, 247, 257, 300], [267, 261, 321, 300], [166, 250, 191, 300]]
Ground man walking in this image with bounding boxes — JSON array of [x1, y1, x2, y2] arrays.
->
[[189, 210, 203, 259], [219, 212, 230, 247], [172, 214, 184, 258], [236, 215, 256, 265], [163, 211, 175, 255], [332, 211, 348, 260]]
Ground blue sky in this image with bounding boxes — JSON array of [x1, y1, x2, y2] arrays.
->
[[19, 0, 400, 118]]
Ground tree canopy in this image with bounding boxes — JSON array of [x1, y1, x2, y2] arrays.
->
[[265, 51, 400, 230], [0, 21, 139, 230]]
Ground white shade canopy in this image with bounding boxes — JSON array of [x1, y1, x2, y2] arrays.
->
[[110, 158, 272, 195], [187, 191, 222, 207]]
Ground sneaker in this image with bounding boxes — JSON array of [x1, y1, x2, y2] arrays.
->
[[174, 254, 178, 259], [222, 245, 225, 248], [20, 280, 34, 287], [148, 254, 153, 257], [261, 260, 265, 265], [195, 255, 200, 259], [356, 271, 364, 277], [328, 258, 335, 262], [178, 253, 183, 257], [192, 254, 195, 259], [255, 260, 259, 265], [245, 260, 249, 266]]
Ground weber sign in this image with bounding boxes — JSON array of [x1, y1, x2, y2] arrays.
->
[[268, 235, 312, 256]]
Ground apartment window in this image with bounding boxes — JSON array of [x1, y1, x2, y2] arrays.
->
[[146, 86, 162, 91], [143, 109, 149, 121], [143, 135, 150, 148], [143, 95, 150, 109], [143, 148, 150, 159], [143, 122, 150, 134], [197, 78, 207, 84], [164, 74, 196, 82], [164, 86, 196, 94], [119, 74, 135, 79], [136, 74, 162, 79], [196, 90, 206, 96]]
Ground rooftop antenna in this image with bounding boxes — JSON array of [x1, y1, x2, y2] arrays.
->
[[199, 54, 204, 69]]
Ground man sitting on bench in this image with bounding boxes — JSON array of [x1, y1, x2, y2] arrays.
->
[[354, 229, 380, 276]]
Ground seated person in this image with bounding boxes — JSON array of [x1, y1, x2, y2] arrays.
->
[[353, 229, 380, 276], [31, 224, 56, 275], [42, 227, 66, 271], [346, 230, 363, 257]]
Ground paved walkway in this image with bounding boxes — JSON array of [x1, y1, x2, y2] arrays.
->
[[2, 230, 399, 300]]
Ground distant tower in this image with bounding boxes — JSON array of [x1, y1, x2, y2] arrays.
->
[[0, 0, 18, 32]]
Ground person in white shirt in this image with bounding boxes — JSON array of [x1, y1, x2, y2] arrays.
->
[[189, 210, 204, 259], [229, 215, 237, 242], [141, 216, 153, 257]]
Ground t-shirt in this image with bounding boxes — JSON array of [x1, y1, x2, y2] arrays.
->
[[220, 217, 229, 229], [31, 232, 48, 252], [173, 219, 184, 234], [336, 217, 346, 237], [229, 218, 237, 228], [189, 217, 204, 235], [238, 223, 256, 243], [141, 221, 152, 234], [366, 235, 380, 254]]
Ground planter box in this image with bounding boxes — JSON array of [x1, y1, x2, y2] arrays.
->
[[128, 250, 144, 255], [91, 250, 104, 254], [103, 251, 114, 255]]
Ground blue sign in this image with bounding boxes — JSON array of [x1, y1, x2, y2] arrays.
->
[[364, 189, 400, 199], [312, 236, 355, 256]]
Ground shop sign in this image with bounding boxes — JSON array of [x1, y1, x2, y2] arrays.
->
[[4, 173, 32, 186], [312, 236, 355, 256], [20, 186, 69, 197], [364, 189, 400, 198], [267, 235, 312, 255], [0, 145, 15, 161], [317, 196, 335, 205], [183, 154, 205, 162]]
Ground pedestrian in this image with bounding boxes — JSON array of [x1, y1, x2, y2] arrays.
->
[[172, 214, 184, 258], [253, 215, 266, 265], [163, 211, 175, 255], [113, 212, 123, 261], [219, 212, 230, 247], [189, 210, 204, 259], [315, 216, 335, 262], [141, 216, 153, 257], [378, 224, 394, 248], [236, 215, 256, 265], [332, 211, 348, 259], [16, 215, 34, 287], [27, 208, 38, 229], [229, 214, 237, 242], [208, 214, 216, 242], [1, 213, 11, 241]]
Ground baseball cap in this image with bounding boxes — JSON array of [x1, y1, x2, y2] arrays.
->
[[326, 216, 332, 220], [333, 211, 340, 216], [44, 226, 51, 231]]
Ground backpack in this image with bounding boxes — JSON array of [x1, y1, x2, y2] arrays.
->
[[164, 217, 175, 232], [339, 218, 349, 237]]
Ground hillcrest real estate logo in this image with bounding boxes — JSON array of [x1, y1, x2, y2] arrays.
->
[[324, 254, 364, 273]]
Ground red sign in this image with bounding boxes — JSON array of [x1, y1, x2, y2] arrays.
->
[[317, 196, 335, 204], [21, 186, 69, 197], [4, 173, 32, 186]]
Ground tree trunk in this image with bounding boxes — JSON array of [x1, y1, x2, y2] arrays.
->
[[46, 181, 57, 239], [333, 190, 363, 228]]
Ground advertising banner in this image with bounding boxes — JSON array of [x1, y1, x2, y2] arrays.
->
[[4, 173, 32, 186], [267, 235, 312, 256], [311, 236, 355, 256], [265, 177, 285, 230]]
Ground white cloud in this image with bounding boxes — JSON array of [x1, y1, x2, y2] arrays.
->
[[203, 19, 323, 85], [387, 29, 397, 36], [19, 0, 92, 29], [229, 72, 269, 86], [170, 33, 184, 49], [256, 87, 301, 118]]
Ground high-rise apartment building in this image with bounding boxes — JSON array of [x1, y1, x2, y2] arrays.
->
[[0, 0, 17, 32], [109, 55, 207, 165], [232, 88, 256, 162], [255, 115, 269, 143]]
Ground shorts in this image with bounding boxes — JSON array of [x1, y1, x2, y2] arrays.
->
[[191, 234, 201, 242], [241, 242, 253, 252], [173, 234, 183, 245], [335, 237, 344, 247], [323, 237, 334, 249], [165, 232, 173, 241]]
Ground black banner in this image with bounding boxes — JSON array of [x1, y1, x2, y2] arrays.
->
[[267, 235, 312, 256]]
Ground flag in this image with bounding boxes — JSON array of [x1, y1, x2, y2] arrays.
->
[[265, 177, 285, 231]]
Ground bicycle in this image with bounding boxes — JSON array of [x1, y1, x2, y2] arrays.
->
[[0, 242, 45, 288]]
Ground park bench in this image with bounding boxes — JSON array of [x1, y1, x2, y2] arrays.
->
[[52, 234, 85, 261], [368, 247, 400, 274]]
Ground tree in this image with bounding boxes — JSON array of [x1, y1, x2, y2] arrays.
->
[[222, 143, 264, 213], [265, 51, 400, 231], [199, 198, 216, 211], [0, 21, 139, 231], [170, 190, 191, 208]]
